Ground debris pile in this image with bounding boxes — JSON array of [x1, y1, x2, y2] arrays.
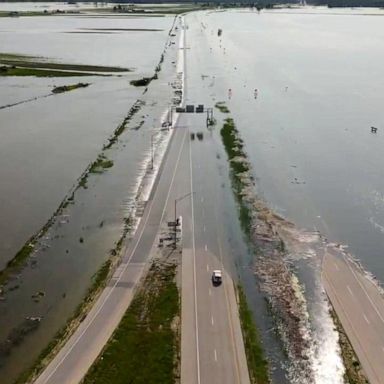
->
[[220, 113, 315, 381]]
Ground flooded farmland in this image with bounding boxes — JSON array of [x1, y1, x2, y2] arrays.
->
[[1, 4, 384, 384], [0, 7, 180, 383], [182, 7, 384, 383]]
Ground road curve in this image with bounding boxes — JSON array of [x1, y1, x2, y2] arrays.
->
[[323, 248, 384, 384]]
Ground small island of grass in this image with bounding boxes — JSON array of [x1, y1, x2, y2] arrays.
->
[[52, 83, 90, 94]]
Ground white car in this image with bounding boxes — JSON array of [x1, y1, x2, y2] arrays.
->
[[212, 270, 222, 286]]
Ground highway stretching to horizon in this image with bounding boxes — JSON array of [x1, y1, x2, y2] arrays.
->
[[34, 16, 250, 384], [30, 9, 384, 384]]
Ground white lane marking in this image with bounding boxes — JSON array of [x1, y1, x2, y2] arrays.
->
[[203, 225, 206, 232], [347, 285, 354, 297], [343, 254, 384, 326], [39, 123, 188, 384], [323, 273, 382, 384], [213, 211, 242, 383], [214, 349, 218, 362], [189, 126, 201, 384], [334, 263, 339, 271], [206, 264, 209, 272], [363, 313, 370, 324], [205, 244, 208, 252], [201, 197, 204, 203], [209, 288, 212, 296], [211, 316, 214, 326]]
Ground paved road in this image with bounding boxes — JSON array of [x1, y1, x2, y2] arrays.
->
[[175, 113, 250, 384], [323, 248, 384, 384], [34, 15, 250, 384], [34, 119, 190, 384]]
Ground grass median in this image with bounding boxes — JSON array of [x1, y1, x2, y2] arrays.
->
[[82, 261, 180, 384], [238, 285, 270, 384]]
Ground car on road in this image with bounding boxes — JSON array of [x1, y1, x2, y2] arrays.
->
[[212, 270, 222, 286]]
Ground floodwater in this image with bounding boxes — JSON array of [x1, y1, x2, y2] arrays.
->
[[0, 14, 173, 268], [0, 1, 96, 12], [2, 5, 384, 384], [189, 7, 384, 280], [0, 11, 179, 383], [183, 7, 384, 383]]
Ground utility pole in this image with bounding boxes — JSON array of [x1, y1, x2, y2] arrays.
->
[[174, 192, 194, 248], [151, 133, 156, 169]]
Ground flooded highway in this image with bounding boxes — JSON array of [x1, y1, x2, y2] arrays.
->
[[183, 7, 384, 383], [1, 5, 384, 384], [0, 10, 179, 383]]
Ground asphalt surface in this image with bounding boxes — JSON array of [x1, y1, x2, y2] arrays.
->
[[34, 15, 250, 384], [177, 112, 250, 384], [323, 248, 384, 384], [33, 122, 190, 384]]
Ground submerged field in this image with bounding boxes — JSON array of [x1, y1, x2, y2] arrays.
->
[[2, 5, 384, 384], [183, 7, 384, 384], [0, 8, 180, 383]]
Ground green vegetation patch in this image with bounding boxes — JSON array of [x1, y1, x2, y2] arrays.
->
[[0, 243, 34, 285], [89, 154, 114, 174], [330, 308, 369, 384], [109, 3, 212, 15], [52, 83, 90, 94], [215, 101, 230, 114], [130, 73, 158, 87], [82, 261, 180, 384], [0, 66, 94, 77], [238, 285, 270, 384], [220, 117, 252, 232], [0, 57, 131, 73], [104, 99, 144, 149]]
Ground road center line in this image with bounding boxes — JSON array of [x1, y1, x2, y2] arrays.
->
[[343, 254, 384, 325], [206, 264, 209, 272], [211, 316, 214, 326], [189, 126, 201, 384], [203, 225, 206, 232], [214, 349, 218, 362], [363, 314, 370, 324], [205, 244, 208, 252], [347, 285, 354, 297], [39, 126, 188, 384], [334, 263, 339, 271]]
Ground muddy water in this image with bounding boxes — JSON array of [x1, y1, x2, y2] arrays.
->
[[0, 14, 174, 268], [0, 13, 180, 383], [193, 7, 384, 281], [0, 15, 171, 73]]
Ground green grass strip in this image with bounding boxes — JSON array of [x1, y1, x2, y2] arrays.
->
[[82, 262, 179, 384], [0, 67, 95, 77], [238, 285, 269, 384], [220, 117, 252, 233], [215, 101, 230, 113]]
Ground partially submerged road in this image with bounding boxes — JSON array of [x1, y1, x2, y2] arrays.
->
[[34, 121, 189, 384], [34, 15, 250, 384], [34, 114, 250, 384], [176, 113, 250, 384], [323, 248, 384, 384]]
